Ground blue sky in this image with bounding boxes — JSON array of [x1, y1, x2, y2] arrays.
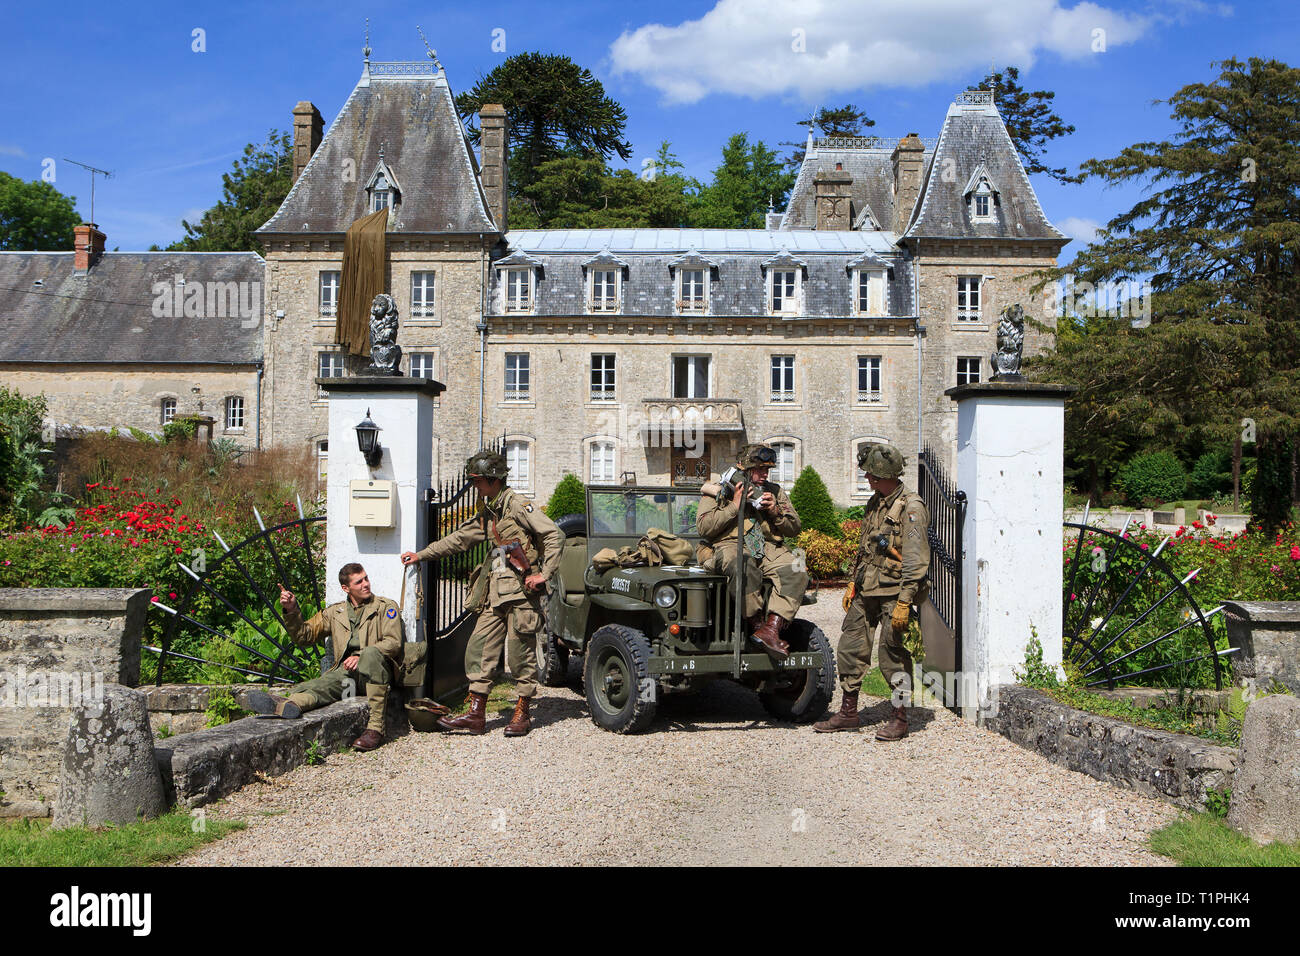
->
[[2, 0, 1296, 259]]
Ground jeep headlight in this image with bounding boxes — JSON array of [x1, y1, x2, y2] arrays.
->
[[653, 585, 678, 609]]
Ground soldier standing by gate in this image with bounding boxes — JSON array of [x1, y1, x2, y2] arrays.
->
[[815, 443, 930, 740], [401, 449, 562, 737]]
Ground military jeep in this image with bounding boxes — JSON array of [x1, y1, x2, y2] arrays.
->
[[540, 485, 834, 733]]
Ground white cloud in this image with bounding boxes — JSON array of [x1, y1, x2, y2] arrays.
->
[[610, 0, 1154, 104], [0, 144, 27, 157], [1058, 216, 1102, 246]]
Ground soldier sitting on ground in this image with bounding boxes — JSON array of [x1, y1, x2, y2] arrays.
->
[[247, 563, 402, 752], [401, 449, 562, 737], [696, 443, 808, 659]]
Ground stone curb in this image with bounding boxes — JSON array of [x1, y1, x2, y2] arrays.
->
[[979, 685, 1238, 810]]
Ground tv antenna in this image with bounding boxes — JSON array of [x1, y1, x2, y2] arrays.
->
[[63, 158, 112, 227]]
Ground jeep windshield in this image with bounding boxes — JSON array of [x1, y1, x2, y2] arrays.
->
[[588, 488, 702, 540]]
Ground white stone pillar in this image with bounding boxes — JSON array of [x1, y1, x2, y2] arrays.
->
[[946, 382, 1074, 720], [319, 376, 444, 642]]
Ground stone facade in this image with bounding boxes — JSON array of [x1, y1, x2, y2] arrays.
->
[[0, 588, 151, 817]]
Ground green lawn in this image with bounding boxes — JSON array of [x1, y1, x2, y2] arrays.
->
[[1149, 813, 1300, 866], [0, 808, 244, 867]]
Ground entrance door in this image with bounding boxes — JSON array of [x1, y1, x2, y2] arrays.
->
[[671, 441, 711, 486]]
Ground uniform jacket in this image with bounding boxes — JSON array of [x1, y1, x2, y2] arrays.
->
[[284, 594, 402, 672], [855, 484, 931, 604], [415, 487, 562, 608], [697, 485, 801, 548]]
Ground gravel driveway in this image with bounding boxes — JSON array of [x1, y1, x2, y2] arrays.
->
[[180, 595, 1177, 866]]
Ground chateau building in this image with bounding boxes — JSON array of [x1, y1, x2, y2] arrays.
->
[[0, 55, 1067, 504]]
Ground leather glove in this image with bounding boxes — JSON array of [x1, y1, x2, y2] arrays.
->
[[891, 600, 911, 633], [841, 582, 856, 613]]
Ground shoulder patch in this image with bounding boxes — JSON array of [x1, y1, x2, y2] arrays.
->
[[386, 607, 397, 619], [525, 503, 534, 512]]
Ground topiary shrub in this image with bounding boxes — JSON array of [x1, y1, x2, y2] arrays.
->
[[789, 465, 840, 537], [545, 473, 586, 520], [1118, 451, 1187, 506]]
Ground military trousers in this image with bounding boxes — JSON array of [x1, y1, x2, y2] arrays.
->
[[838, 593, 915, 703], [465, 596, 542, 698], [709, 540, 809, 621], [287, 645, 394, 729]]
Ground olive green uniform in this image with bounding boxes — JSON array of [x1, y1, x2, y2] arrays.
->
[[838, 484, 931, 701], [415, 487, 562, 699], [696, 486, 808, 621], [282, 594, 402, 732]]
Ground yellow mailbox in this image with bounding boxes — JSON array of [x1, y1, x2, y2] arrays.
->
[[348, 479, 395, 527]]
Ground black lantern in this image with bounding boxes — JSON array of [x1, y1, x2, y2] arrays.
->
[[355, 409, 382, 467]]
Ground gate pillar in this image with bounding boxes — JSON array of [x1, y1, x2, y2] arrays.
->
[[945, 382, 1074, 721], [317, 375, 445, 641]]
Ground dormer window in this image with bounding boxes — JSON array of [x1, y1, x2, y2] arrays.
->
[[582, 248, 629, 316], [669, 249, 718, 315], [847, 250, 890, 317], [371, 172, 392, 213], [365, 158, 401, 215], [761, 249, 807, 317], [963, 163, 1000, 224], [493, 249, 544, 315]]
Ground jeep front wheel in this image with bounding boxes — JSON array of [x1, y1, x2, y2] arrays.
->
[[583, 625, 656, 733], [759, 619, 835, 723]]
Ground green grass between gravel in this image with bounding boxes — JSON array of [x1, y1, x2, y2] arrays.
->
[[1149, 814, 1300, 866], [0, 808, 244, 867]]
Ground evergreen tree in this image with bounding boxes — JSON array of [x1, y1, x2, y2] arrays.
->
[[781, 103, 875, 168], [545, 473, 587, 519], [165, 131, 293, 253], [789, 466, 839, 538], [690, 134, 795, 228], [979, 66, 1079, 184], [0, 172, 79, 250]]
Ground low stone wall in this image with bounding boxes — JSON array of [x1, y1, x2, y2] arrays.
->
[[1226, 601, 1300, 697], [144, 684, 270, 737], [980, 685, 1238, 810], [0, 589, 151, 817]]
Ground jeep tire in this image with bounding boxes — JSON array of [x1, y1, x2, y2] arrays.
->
[[758, 619, 835, 723], [583, 624, 657, 733], [536, 629, 570, 686]]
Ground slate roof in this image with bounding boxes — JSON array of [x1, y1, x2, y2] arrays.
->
[[904, 97, 1067, 242], [0, 252, 264, 363], [781, 137, 935, 233], [258, 62, 497, 236], [491, 230, 915, 319]]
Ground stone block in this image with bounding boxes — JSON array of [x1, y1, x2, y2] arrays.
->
[[52, 684, 166, 829], [1226, 695, 1300, 845], [1226, 601, 1300, 697]]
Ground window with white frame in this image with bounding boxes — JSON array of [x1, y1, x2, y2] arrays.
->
[[856, 270, 886, 316], [410, 272, 435, 318], [591, 354, 616, 401], [160, 397, 177, 425], [957, 356, 982, 385], [505, 440, 531, 489], [672, 355, 711, 398], [770, 355, 795, 403], [589, 442, 616, 483], [770, 269, 799, 314], [409, 352, 436, 379], [857, 355, 882, 403], [505, 353, 530, 401], [589, 268, 619, 313], [318, 350, 345, 398], [317, 441, 329, 483], [319, 271, 340, 317], [970, 182, 996, 221], [957, 276, 981, 321], [504, 269, 533, 313], [369, 170, 393, 214], [225, 396, 245, 430], [771, 441, 796, 490], [678, 268, 707, 312]]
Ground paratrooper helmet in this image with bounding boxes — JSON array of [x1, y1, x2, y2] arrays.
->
[[858, 442, 905, 479], [465, 449, 509, 479]]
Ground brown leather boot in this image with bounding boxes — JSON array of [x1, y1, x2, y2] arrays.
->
[[875, 706, 909, 741], [503, 697, 532, 737], [750, 612, 790, 658], [813, 690, 860, 732], [352, 728, 384, 751], [437, 691, 487, 734]]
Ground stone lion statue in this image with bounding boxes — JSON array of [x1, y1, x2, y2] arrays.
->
[[990, 303, 1026, 382], [365, 293, 402, 376]]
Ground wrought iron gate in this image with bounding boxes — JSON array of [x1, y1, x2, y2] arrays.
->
[[916, 445, 967, 711]]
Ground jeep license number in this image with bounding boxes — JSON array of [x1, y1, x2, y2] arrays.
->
[[781, 655, 817, 668], [610, 578, 630, 593], [659, 658, 696, 671]]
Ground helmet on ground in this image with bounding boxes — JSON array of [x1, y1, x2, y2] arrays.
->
[[466, 449, 509, 479], [859, 443, 905, 479], [737, 443, 778, 470]]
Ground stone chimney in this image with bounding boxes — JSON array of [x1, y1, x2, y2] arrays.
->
[[814, 162, 853, 231], [479, 104, 509, 234], [891, 133, 926, 234], [73, 223, 106, 272], [292, 101, 324, 184]]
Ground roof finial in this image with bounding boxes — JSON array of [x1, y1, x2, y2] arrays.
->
[[767, 195, 774, 213], [379, 141, 385, 163], [363, 17, 371, 62], [416, 25, 442, 71]]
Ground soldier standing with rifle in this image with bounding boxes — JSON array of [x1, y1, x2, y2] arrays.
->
[[815, 443, 930, 740], [401, 449, 561, 737]]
